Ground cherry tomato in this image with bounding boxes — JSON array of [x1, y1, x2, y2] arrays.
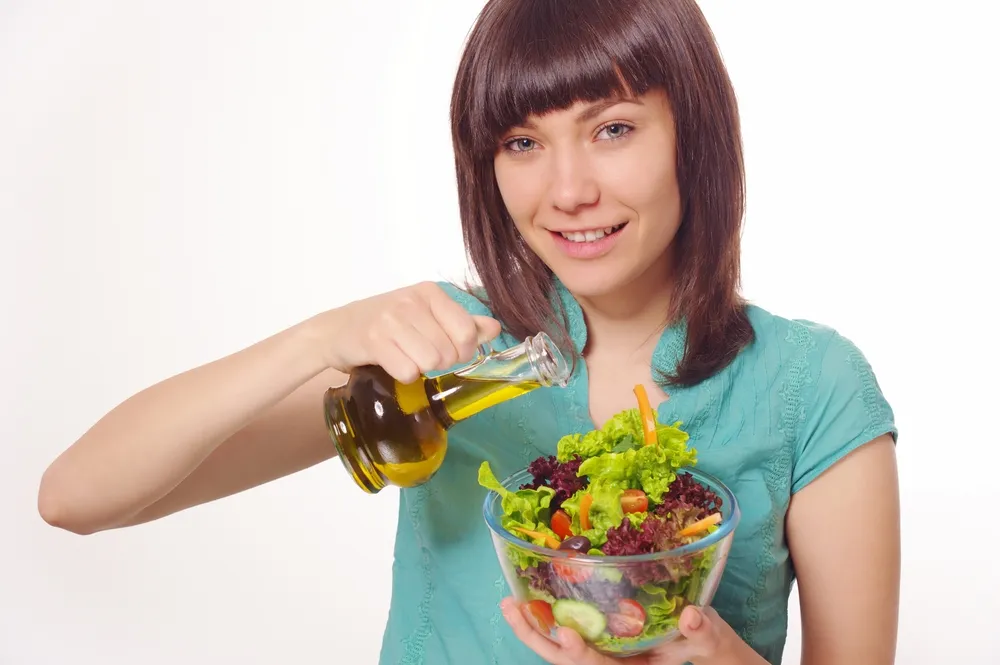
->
[[607, 612, 644, 637], [621, 489, 648, 514], [550, 509, 573, 540], [617, 598, 647, 623], [551, 552, 593, 583], [521, 599, 555, 635]]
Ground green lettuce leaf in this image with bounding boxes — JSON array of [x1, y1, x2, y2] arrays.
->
[[559, 482, 627, 547], [555, 408, 645, 461], [636, 583, 682, 634], [478, 461, 555, 527], [555, 407, 694, 466], [478, 461, 558, 569], [576, 436, 697, 503], [625, 511, 647, 529], [599, 409, 646, 447], [554, 429, 615, 462], [505, 544, 541, 571]]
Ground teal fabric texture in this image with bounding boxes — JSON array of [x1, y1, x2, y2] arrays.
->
[[375, 281, 897, 665]]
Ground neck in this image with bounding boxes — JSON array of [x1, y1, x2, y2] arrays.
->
[[574, 260, 675, 357]]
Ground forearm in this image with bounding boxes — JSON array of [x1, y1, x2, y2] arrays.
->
[[38, 313, 331, 534]]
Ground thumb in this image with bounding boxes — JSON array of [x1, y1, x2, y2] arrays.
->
[[672, 605, 730, 663], [678, 605, 715, 645], [473, 315, 502, 343], [682, 605, 705, 635]]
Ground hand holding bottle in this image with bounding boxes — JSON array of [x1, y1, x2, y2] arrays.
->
[[321, 281, 502, 384]]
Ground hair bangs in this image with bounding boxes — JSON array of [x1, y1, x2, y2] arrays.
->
[[458, 0, 672, 154]]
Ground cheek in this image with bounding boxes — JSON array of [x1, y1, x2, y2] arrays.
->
[[605, 152, 681, 232], [494, 162, 540, 228]]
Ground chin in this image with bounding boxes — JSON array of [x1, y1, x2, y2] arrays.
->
[[547, 263, 635, 300]]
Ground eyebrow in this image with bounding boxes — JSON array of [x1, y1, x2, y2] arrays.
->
[[518, 97, 645, 130], [577, 97, 643, 122]]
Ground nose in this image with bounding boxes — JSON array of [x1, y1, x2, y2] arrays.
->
[[548, 150, 600, 213]]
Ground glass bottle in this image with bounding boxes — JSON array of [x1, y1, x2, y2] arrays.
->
[[324, 331, 571, 493]]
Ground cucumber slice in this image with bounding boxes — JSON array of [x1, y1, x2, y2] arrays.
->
[[552, 599, 607, 641], [595, 566, 623, 583]]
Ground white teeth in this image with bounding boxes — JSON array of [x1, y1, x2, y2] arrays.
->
[[560, 223, 624, 243]]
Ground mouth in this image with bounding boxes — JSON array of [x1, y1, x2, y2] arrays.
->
[[554, 222, 627, 244]]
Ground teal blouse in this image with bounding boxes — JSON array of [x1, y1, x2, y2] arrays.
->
[[375, 281, 897, 665]]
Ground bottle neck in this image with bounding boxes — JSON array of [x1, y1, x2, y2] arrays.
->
[[428, 332, 570, 424]]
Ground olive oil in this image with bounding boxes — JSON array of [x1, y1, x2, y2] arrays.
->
[[324, 332, 570, 493]]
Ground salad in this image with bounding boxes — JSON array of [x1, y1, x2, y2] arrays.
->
[[478, 385, 726, 651]]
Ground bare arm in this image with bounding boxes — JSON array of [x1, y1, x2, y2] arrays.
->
[[37, 282, 501, 536], [786, 434, 901, 665], [38, 314, 342, 535], [118, 365, 345, 527]]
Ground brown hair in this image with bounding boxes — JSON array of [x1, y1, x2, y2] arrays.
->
[[449, 0, 753, 387]]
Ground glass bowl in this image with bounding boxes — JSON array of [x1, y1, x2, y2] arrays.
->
[[483, 467, 740, 657]]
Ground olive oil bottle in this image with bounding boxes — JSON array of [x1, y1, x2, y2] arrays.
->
[[324, 332, 571, 493]]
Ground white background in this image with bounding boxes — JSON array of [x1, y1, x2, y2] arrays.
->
[[2, 1, 997, 663]]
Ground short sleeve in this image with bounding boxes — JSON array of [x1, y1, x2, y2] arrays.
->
[[791, 326, 898, 494]]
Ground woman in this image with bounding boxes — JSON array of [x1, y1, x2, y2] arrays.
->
[[37, 1, 900, 664]]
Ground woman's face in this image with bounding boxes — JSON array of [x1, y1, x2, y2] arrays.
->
[[494, 88, 682, 300]]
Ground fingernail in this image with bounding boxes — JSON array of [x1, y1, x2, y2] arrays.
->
[[687, 607, 703, 630]]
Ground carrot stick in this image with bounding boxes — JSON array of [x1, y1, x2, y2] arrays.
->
[[579, 494, 593, 531], [511, 527, 561, 549], [633, 384, 657, 445], [678, 512, 722, 537]]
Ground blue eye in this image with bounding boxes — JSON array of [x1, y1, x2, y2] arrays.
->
[[506, 137, 536, 152], [597, 123, 633, 140]]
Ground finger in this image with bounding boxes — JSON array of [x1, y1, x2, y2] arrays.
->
[[674, 605, 720, 659], [370, 335, 422, 384], [405, 306, 462, 369], [500, 598, 568, 664], [549, 626, 614, 665], [383, 315, 447, 376], [472, 315, 502, 344], [679, 605, 705, 635], [501, 599, 612, 665], [426, 289, 500, 361], [424, 290, 479, 361]]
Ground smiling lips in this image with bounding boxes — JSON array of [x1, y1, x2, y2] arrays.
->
[[556, 222, 627, 243], [549, 222, 628, 259]]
